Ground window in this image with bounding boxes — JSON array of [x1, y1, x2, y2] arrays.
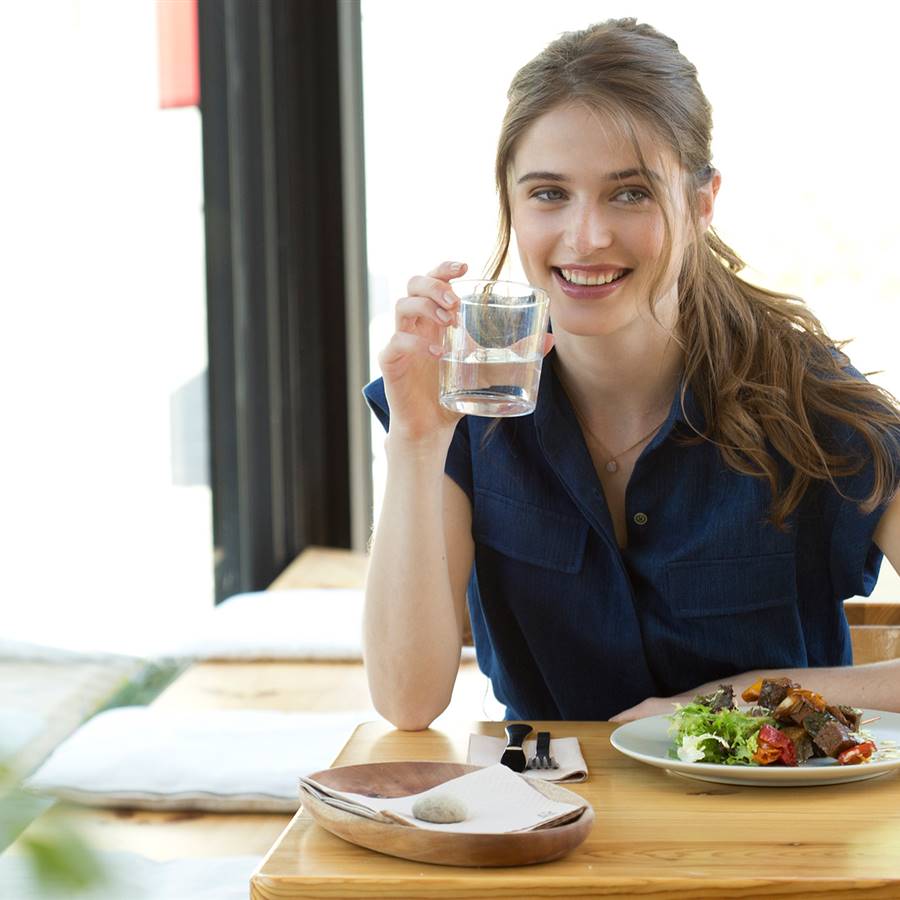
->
[[1, 1, 213, 650]]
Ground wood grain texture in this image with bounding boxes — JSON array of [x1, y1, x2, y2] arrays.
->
[[844, 600, 900, 626], [251, 720, 900, 898], [267, 546, 369, 590], [850, 626, 900, 663], [844, 601, 900, 626]]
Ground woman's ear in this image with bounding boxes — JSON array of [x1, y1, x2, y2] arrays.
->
[[697, 168, 721, 231]]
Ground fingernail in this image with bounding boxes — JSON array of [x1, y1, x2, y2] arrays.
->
[[429, 343, 444, 356], [435, 308, 451, 323], [442, 291, 457, 307], [447, 261, 463, 271]]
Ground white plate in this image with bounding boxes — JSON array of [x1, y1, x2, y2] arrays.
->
[[610, 709, 900, 786]]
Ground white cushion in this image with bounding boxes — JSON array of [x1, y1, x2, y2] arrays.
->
[[23, 706, 368, 813], [159, 588, 476, 662], [164, 589, 366, 660]]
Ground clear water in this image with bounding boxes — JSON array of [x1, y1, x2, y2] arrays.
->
[[439, 348, 543, 417]]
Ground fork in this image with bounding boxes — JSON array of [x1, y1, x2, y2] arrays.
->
[[528, 730, 560, 769]]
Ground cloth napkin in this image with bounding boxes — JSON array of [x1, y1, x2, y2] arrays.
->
[[299, 763, 586, 833], [467, 733, 588, 782]]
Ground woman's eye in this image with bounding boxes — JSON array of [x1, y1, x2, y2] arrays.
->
[[615, 187, 650, 204], [532, 188, 566, 202]]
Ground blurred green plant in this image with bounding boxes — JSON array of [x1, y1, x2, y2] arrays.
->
[[1, 764, 107, 895], [0, 657, 186, 894]]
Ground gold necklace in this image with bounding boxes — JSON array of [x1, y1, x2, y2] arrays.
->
[[572, 406, 667, 474]]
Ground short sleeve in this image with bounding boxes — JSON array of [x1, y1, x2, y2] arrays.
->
[[362, 377, 474, 502], [824, 423, 900, 600]]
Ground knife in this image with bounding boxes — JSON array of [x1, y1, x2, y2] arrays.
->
[[500, 722, 532, 772]]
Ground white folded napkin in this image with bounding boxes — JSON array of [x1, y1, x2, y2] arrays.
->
[[299, 763, 585, 833], [24, 707, 368, 812], [467, 734, 588, 782]]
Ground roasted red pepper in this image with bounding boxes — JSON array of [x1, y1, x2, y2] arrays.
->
[[837, 741, 876, 766], [753, 724, 798, 767]]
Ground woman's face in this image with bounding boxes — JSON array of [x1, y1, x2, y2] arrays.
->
[[509, 103, 707, 339]]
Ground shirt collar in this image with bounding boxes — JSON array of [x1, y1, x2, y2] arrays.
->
[[535, 350, 706, 446]]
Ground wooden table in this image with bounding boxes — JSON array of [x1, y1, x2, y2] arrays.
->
[[252, 720, 900, 899]]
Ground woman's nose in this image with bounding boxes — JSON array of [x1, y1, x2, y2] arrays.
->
[[565, 204, 613, 256]]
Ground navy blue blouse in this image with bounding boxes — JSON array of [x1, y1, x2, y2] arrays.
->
[[363, 354, 888, 720]]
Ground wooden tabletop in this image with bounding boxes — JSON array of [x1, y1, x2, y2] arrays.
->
[[251, 719, 900, 899]]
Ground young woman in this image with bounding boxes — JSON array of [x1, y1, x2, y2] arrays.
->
[[362, 18, 900, 729]]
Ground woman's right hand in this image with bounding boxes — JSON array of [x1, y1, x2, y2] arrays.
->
[[377, 260, 468, 443]]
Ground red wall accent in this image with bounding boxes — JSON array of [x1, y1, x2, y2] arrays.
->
[[157, 0, 199, 109]]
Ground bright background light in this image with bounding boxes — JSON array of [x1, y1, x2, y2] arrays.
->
[[0, 2, 212, 653]]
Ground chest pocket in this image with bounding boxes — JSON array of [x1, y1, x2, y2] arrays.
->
[[667, 553, 797, 617], [473, 488, 589, 574]]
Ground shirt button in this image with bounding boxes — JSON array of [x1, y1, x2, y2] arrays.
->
[[633, 512, 649, 526]]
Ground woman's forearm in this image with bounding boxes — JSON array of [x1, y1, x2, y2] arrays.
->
[[700, 659, 900, 713], [364, 434, 464, 731], [611, 659, 900, 722]]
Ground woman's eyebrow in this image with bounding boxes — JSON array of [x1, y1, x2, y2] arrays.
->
[[516, 170, 569, 184], [607, 167, 661, 184], [516, 168, 661, 185]]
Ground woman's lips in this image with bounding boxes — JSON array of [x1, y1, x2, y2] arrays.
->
[[552, 267, 632, 299]]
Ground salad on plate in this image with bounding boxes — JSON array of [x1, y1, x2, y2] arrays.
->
[[669, 678, 885, 768]]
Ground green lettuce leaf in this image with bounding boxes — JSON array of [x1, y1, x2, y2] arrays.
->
[[668, 701, 775, 766]]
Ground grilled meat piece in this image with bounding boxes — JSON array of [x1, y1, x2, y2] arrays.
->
[[826, 705, 850, 728], [773, 693, 821, 727], [758, 678, 800, 710], [778, 725, 815, 764], [802, 713, 829, 756], [810, 717, 857, 758], [838, 706, 863, 733]]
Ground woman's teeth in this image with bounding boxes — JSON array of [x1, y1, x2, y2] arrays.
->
[[559, 268, 627, 286]]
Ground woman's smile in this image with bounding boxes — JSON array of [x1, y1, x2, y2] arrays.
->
[[552, 265, 633, 300]]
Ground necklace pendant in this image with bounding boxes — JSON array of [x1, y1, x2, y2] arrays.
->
[[605, 460, 619, 473]]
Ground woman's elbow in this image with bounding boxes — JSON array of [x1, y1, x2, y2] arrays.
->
[[372, 695, 448, 732]]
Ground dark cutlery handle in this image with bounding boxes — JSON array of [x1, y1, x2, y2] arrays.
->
[[504, 722, 532, 748], [536, 730, 551, 758]]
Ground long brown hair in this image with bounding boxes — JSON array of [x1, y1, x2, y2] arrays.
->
[[488, 18, 900, 528]]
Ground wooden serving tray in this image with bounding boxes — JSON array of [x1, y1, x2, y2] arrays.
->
[[299, 761, 594, 867]]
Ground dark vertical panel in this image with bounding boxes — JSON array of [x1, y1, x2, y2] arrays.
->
[[198, 0, 240, 599], [199, 0, 353, 602], [274, 0, 351, 549]]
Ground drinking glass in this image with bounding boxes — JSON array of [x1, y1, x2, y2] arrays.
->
[[439, 279, 550, 417]]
